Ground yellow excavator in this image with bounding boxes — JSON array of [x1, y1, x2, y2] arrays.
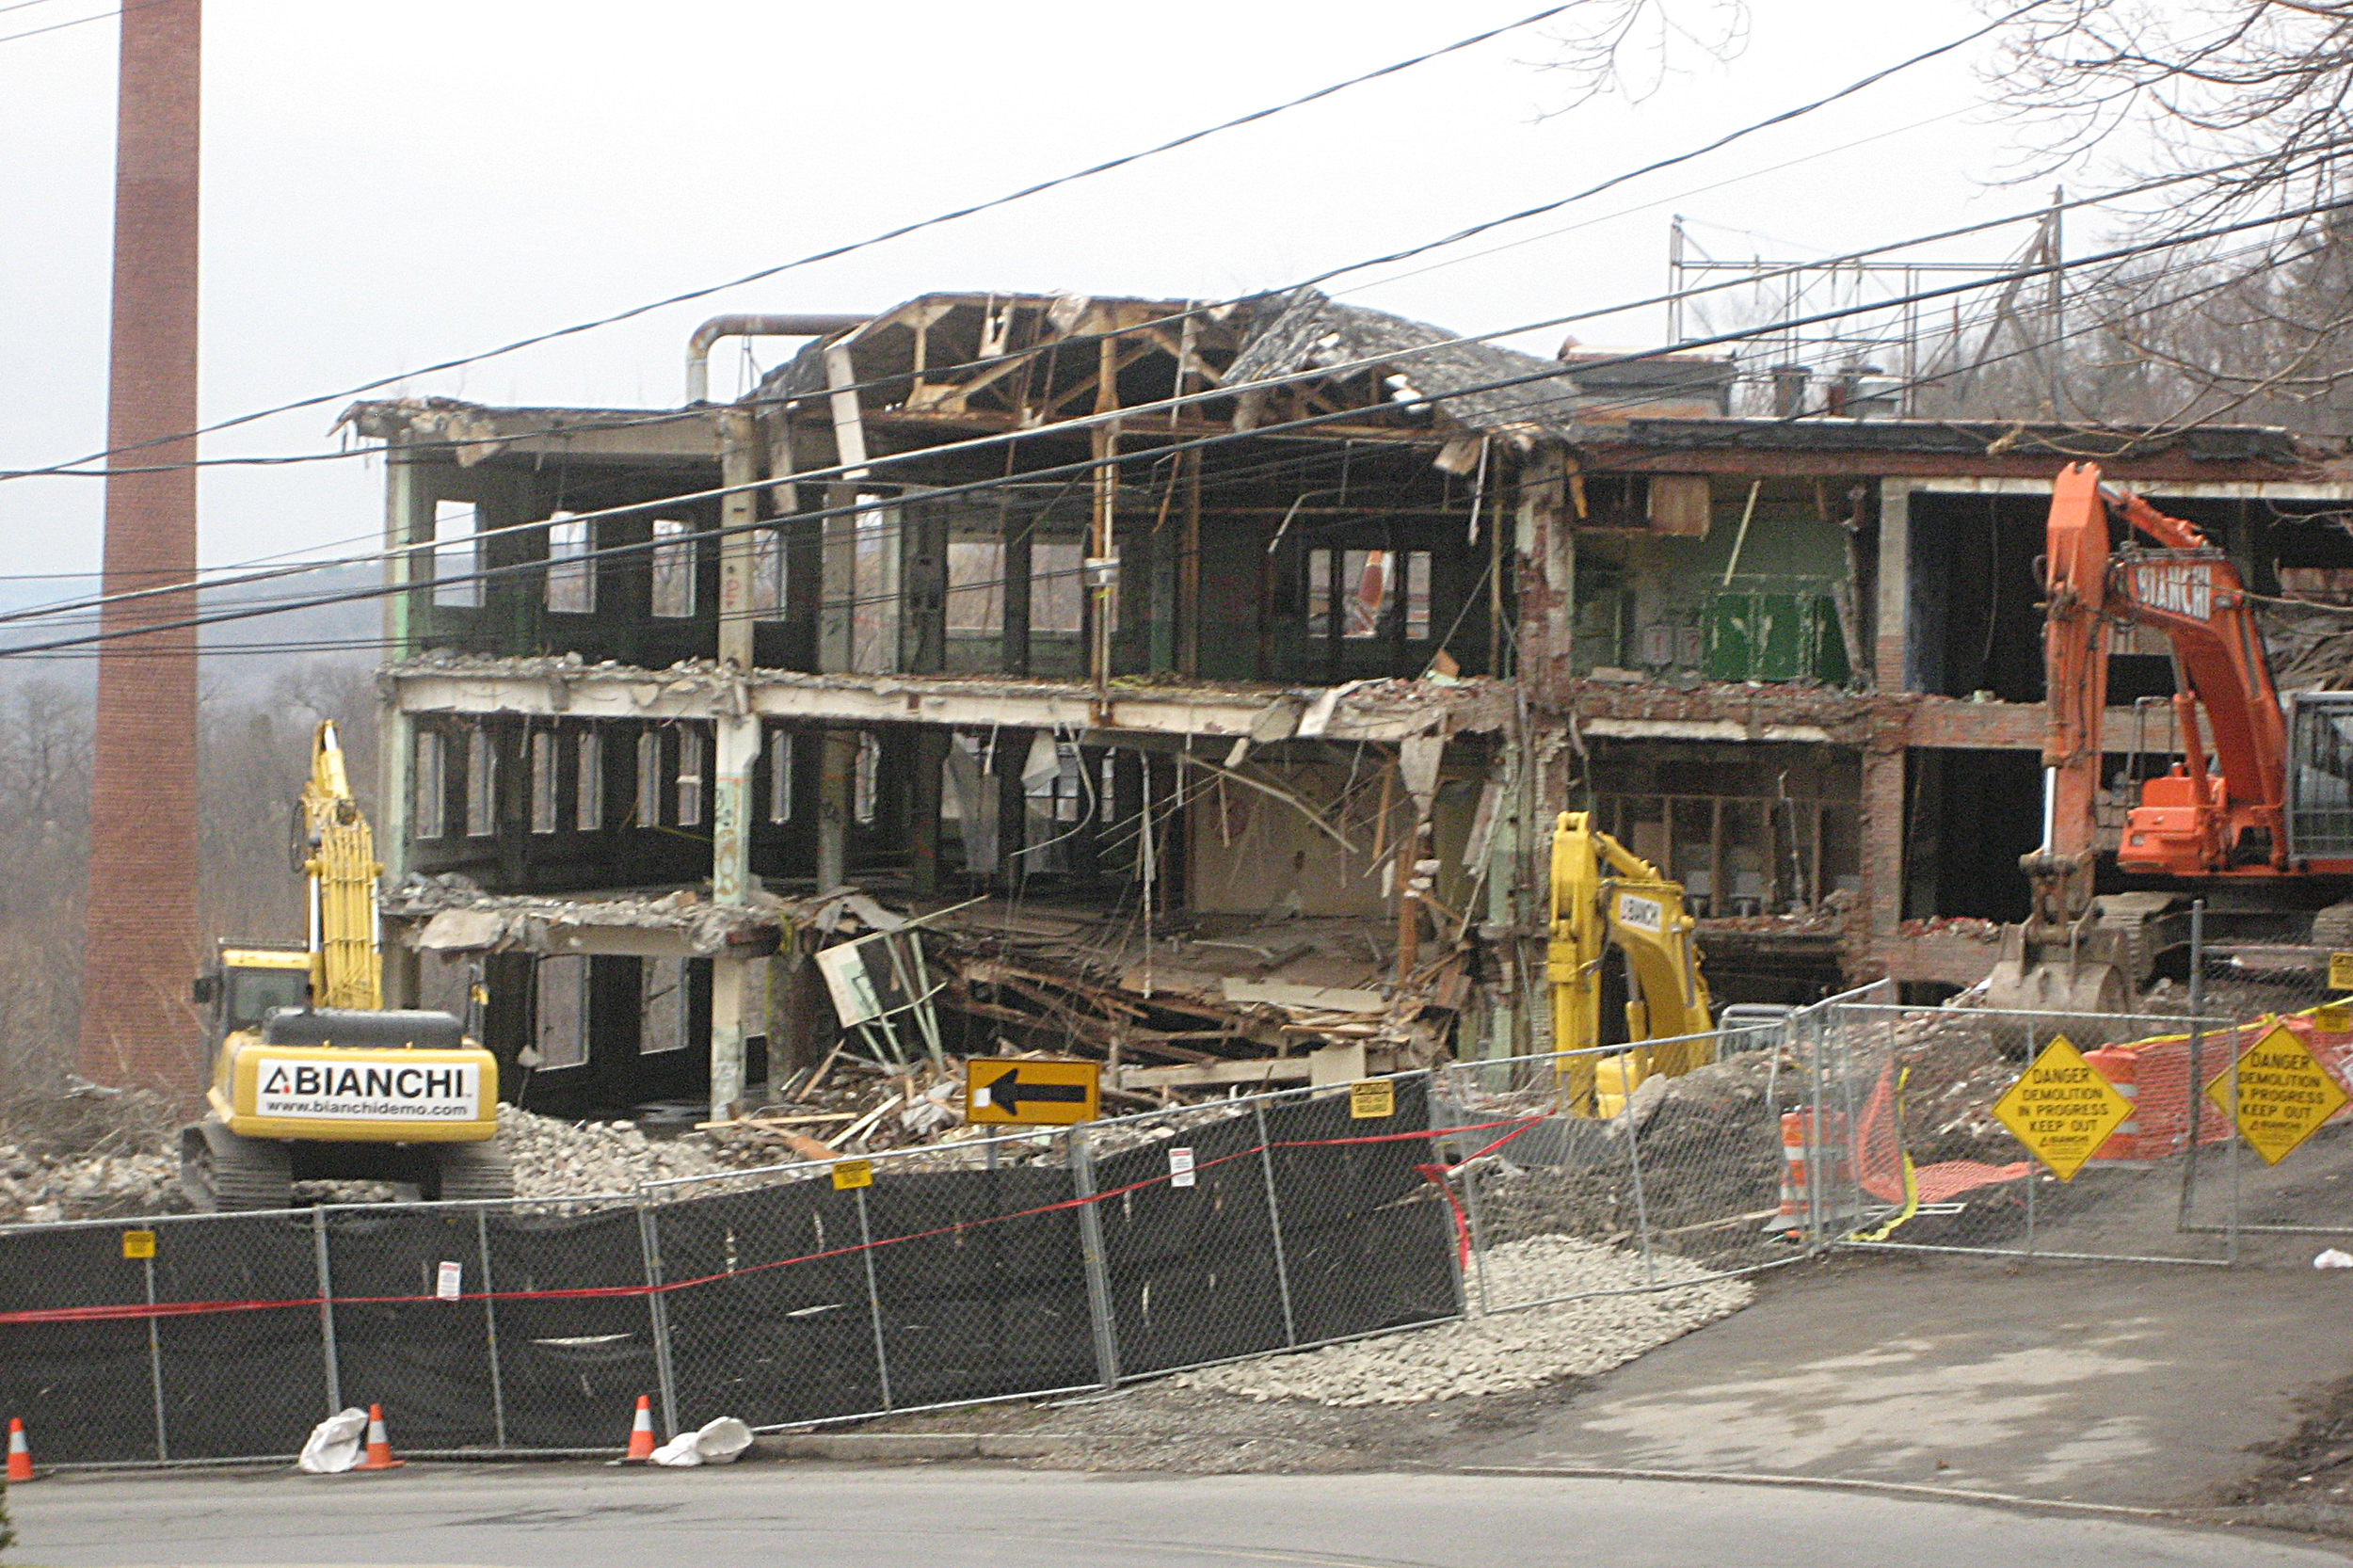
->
[[1547, 810, 1716, 1116], [180, 723, 511, 1210]]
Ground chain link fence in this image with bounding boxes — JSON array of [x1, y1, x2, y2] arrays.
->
[[12, 951, 2351, 1469], [0, 1075, 1465, 1465]]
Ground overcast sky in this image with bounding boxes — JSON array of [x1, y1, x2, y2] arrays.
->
[[0, 0, 2130, 582]]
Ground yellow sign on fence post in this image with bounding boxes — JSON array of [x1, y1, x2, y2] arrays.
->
[[830, 1159, 873, 1192], [120, 1229, 155, 1260], [2207, 1022, 2350, 1166], [1350, 1080, 1396, 1120], [2330, 952, 2353, 993], [1992, 1034, 2134, 1181]]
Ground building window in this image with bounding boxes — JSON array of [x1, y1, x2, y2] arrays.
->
[[850, 499, 900, 672], [767, 728, 793, 824], [854, 731, 881, 824], [751, 527, 786, 617], [1307, 549, 1431, 639], [1032, 538, 1084, 633], [576, 729, 602, 832], [534, 956, 587, 1070], [413, 730, 446, 840], [529, 730, 557, 834], [651, 519, 696, 618], [640, 959, 688, 1054], [545, 512, 594, 614], [433, 500, 481, 609], [946, 538, 1004, 632], [635, 729, 662, 828], [465, 728, 496, 838], [677, 728, 705, 827]]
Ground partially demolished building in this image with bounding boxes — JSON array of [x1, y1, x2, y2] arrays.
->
[[344, 287, 2353, 1122]]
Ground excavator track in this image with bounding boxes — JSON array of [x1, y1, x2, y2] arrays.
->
[[179, 1120, 293, 1212], [429, 1139, 515, 1203]]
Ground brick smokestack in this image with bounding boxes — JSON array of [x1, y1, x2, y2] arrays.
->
[[79, 0, 203, 1099]]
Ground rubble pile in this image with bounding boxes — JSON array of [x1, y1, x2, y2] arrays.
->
[[0, 1081, 183, 1225], [499, 1105, 735, 1198], [1171, 1235, 1750, 1405]]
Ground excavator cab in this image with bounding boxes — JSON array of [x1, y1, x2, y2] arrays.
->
[[192, 940, 312, 1054], [2286, 692, 2353, 862]]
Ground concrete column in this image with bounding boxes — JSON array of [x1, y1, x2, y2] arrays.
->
[[711, 711, 760, 905], [710, 956, 747, 1123], [1874, 480, 1912, 693], [908, 729, 949, 897], [995, 728, 1033, 891], [377, 440, 433, 1014], [817, 731, 856, 891], [1860, 742, 1909, 966], [716, 410, 760, 671]]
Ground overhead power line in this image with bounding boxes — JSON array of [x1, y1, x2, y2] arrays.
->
[[0, 1, 1593, 481], [5, 188, 2339, 662], [14, 128, 2338, 639]]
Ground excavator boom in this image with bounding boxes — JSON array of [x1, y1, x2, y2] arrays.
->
[[300, 722, 383, 1010], [1548, 811, 1714, 1115]]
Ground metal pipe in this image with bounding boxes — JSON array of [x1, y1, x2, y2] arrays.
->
[[686, 314, 868, 404]]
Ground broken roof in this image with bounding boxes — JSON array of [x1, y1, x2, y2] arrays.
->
[[1225, 288, 1584, 440]]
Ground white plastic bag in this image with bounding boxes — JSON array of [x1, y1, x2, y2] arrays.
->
[[296, 1407, 370, 1475], [694, 1416, 753, 1464], [648, 1432, 703, 1467], [648, 1416, 754, 1467], [2314, 1248, 2353, 1270]]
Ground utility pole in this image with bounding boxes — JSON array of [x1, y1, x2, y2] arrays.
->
[[79, 0, 203, 1100]]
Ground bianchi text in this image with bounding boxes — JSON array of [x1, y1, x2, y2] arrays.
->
[[255, 1059, 481, 1121]]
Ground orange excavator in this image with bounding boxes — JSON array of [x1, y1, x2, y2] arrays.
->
[[1987, 463, 2353, 1010]]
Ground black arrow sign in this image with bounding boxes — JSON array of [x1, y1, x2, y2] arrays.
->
[[983, 1067, 1090, 1113]]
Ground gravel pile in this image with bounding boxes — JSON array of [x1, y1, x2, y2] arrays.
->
[[1170, 1235, 1751, 1406]]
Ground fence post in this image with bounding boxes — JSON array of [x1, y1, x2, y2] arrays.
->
[[1621, 1087, 1658, 1288], [1251, 1100, 1300, 1346], [476, 1209, 508, 1450], [142, 1250, 167, 1461], [311, 1208, 342, 1415], [637, 1205, 680, 1440], [852, 1186, 895, 1410], [2180, 900, 2206, 1233], [1068, 1126, 1122, 1390], [1804, 1007, 1827, 1252]]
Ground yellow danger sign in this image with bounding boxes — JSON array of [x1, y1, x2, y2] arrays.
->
[[2206, 1023, 2350, 1167], [121, 1229, 155, 1260], [1350, 1080, 1396, 1120], [830, 1159, 873, 1191], [1993, 1034, 2133, 1181], [2331, 952, 2353, 993]]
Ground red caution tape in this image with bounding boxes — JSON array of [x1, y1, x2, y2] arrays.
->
[[0, 1114, 1542, 1326]]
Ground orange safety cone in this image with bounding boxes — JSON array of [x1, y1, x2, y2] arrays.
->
[[351, 1403, 405, 1472], [6, 1418, 31, 1482], [624, 1395, 657, 1463]]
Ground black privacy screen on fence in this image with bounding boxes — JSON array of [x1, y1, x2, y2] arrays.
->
[[0, 1076, 1458, 1464]]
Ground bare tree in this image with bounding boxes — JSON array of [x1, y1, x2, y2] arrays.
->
[[1531, 0, 1750, 110]]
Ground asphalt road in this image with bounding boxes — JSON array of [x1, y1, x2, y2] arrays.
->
[[9, 1464, 2344, 1568]]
